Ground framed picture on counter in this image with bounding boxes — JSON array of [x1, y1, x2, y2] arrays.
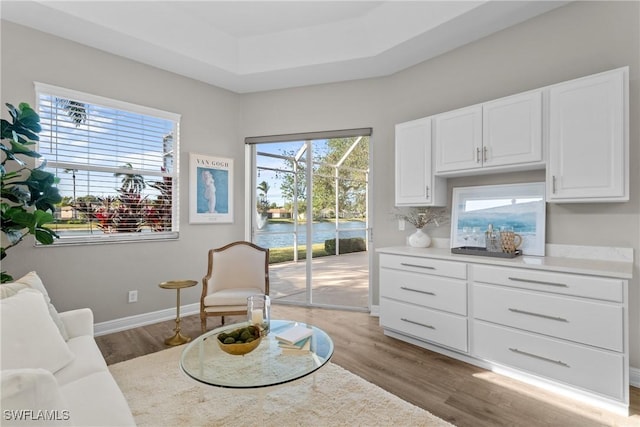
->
[[450, 182, 546, 256]]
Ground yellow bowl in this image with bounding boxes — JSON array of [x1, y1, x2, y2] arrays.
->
[[217, 337, 262, 355], [216, 325, 262, 356]]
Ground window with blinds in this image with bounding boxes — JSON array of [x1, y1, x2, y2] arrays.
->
[[35, 83, 180, 244]]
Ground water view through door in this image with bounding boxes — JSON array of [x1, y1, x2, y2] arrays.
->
[[249, 134, 370, 310]]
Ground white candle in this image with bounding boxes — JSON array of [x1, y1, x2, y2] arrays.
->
[[251, 309, 263, 325]]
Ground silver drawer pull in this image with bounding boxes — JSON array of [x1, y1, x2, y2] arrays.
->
[[401, 318, 435, 330], [400, 286, 435, 296], [509, 348, 570, 368], [508, 308, 568, 323], [401, 263, 435, 270], [508, 277, 568, 288]]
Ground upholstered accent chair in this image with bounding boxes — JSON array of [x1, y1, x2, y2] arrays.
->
[[200, 241, 270, 332]]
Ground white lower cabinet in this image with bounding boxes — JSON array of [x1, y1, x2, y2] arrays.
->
[[378, 250, 630, 415], [381, 299, 468, 352], [379, 254, 468, 352], [473, 283, 623, 352], [473, 321, 625, 401]]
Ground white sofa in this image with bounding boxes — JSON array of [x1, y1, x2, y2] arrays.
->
[[1, 272, 135, 426]]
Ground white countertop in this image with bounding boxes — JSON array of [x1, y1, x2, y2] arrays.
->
[[377, 245, 634, 279]]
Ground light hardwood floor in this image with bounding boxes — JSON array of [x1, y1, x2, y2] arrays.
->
[[96, 305, 640, 427]]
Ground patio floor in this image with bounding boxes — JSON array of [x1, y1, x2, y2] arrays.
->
[[268, 251, 369, 309]]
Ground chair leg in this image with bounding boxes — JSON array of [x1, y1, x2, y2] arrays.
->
[[200, 314, 206, 333]]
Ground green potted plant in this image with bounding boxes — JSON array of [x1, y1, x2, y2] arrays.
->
[[1, 102, 61, 283]]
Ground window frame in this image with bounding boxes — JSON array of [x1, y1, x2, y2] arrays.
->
[[34, 82, 181, 246]]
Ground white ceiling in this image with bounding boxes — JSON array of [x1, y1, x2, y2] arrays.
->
[[1, 1, 569, 93]]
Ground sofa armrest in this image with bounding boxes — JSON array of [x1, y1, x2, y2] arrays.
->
[[59, 308, 94, 339], [1, 368, 72, 426]]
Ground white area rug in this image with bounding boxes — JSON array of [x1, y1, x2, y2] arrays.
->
[[109, 346, 454, 426]]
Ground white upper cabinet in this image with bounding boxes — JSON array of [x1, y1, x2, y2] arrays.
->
[[395, 117, 446, 206], [483, 90, 542, 168], [434, 105, 482, 173], [547, 67, 628, 202], [434, 91, 543, 175]]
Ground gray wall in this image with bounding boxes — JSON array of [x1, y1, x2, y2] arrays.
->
[[1, 1, 638, 368], [0, 20, 245, 321]]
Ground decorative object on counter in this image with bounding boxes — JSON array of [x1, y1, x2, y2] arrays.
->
[[451, 246, 522, 258], [393, 206, 449, 248], [450, 182, 546, 256], [408, 228, 431, 248], [485, 224, 501, 252], [500, 228, 523, 253]]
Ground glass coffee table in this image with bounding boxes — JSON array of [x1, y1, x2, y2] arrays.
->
[[180, 320, 334, 389]]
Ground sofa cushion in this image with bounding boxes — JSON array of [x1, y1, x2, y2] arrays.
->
[[54, 336, 108, 386], [0, 290, 75, 374], [1, 368, 72, 426], [0, 272, 69, 340], [60, 371, 135, 426]]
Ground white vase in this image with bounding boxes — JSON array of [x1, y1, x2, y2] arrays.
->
[[408, 228, 431, 248]]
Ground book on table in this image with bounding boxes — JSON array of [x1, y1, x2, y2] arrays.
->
[[275, 324, 313, 345], [280, 337, 311, 355], [278, 335, 310, 350]]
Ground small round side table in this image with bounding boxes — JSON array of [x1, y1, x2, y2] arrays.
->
[[159, 280, 198, 346]]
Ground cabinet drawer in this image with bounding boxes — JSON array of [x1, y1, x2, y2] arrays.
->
[[380, 254, 467, 280], [473, 284, 623, 352], [473, 321, 624, 401], [473, 264, 623, 302], [381, 298, 468, 352], [381, 268, 467, 315]]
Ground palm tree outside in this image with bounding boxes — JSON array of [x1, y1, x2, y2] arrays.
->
[[115, 163, 146, 193]]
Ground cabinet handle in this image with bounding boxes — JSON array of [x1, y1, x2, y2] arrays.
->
[[483, 146, 488, 163], [476, 147, 481, 163], [425, 186, 429, 198], [508, 308, 568, 322], [507, 277, 568, 288], [401, 318, 435, 330], [400, 286, 435, 296], [400, 263, 435, 270], [509, 348, 570, 368], [552, 175, 557, 194]]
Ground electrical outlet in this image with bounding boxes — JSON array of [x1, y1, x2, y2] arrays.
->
[[398, 218, 405, 231], [128, 290, 138, 303]]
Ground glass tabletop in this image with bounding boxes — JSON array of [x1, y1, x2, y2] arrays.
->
[[180, 319, 334, 389]]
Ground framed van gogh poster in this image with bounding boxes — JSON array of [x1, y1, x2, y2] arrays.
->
[[189, 153, 233, 224], [450, 182, 546, 256]]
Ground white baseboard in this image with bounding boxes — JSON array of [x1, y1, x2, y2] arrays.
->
[[369, 304, 380, 317], [93, 303, 200, 336], [631, 367, 640, 388], [96, 303, 381, 336]]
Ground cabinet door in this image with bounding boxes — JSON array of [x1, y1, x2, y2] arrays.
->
[[395, 117, 432, 205], [483, 90, 542, 168], [434, 105, 482, 173], [547, 68, 627, 202]]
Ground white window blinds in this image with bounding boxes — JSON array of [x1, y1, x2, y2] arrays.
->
[[35, 83, 180, 244]]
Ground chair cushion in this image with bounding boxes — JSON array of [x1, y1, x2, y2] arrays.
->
[[203, 288, 264, 307], [0, 289, 75, 374]]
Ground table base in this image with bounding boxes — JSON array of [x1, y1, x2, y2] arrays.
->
[[164, 331, 191, 346]]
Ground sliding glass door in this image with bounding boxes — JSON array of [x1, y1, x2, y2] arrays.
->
[[247, 132, 370, 310]]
